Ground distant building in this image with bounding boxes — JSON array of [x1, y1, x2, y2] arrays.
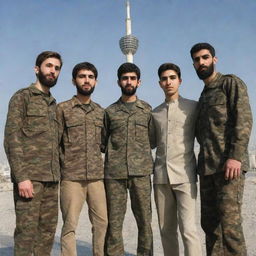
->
[[0, 161, 10, 180], [249, 153, 256, 170]]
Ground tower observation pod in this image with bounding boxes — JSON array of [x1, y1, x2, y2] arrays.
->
[[119, 1, 139, 63]]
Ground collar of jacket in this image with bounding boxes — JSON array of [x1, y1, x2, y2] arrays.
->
[[28, 83, 56, 104], [204, 72, 223, 89], [164, 95, 183, 107], [116, 97, 145, 113], [70, 95, 96, 111]]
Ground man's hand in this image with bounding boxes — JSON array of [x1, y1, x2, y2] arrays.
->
[[18, 180, 34, 198], [224, 159, 241, 180]]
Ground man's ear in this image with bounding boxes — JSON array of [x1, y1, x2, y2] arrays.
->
[[34, 66, 39, 75], [213, 56, 218, 64], [136, 79, 141, 88]]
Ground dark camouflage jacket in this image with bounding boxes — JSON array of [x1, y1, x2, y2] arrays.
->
[[57, 96, 104, 180], [102, 98, 153, 179], [4, 84, 60, 183], [196, 73, 253, 175]]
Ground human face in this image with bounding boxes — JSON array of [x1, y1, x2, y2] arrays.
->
[[35, 57, 61, 88], [73, 69, 97, 96], [159, 70, 181, 100], [192, 49, 217, 80], [118, 72, 141, 96]]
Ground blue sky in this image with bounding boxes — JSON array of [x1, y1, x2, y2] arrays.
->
[[0, 0, 256, 159]]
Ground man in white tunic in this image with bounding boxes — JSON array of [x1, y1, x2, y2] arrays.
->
[[150, 63, 202, 256]]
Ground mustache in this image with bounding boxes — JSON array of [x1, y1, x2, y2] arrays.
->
[[199, 65, 207, 70], [47, 74, 56, 79]]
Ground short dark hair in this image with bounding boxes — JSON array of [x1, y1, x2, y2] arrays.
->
[[158, 63, 181, 79], [72, 62, 98, 79], [117, 62, 141, 80], [190, 43, 215, 59], [35, 51, 63, 68]]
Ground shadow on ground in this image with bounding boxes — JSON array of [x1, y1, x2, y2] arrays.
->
[[0, 234, 135, 256]]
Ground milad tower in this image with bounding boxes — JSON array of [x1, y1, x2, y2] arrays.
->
[[119, 1, 139, 63]]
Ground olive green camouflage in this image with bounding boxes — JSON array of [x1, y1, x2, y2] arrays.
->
[[200, 172, 246, 256], [4, 84, 60, 183], [57, 96, 104, 180], [104, 176, 153, 256], [196, 73, 253, 175], [102, 98, 153, 179], [13, 181, 58, 255]]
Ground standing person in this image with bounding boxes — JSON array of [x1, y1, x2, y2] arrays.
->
[[150, 63, 202, 256], [57, 62, 108, 256], [4, 51, 63, 255], [102, 63, 153, 256], [190, 42, 253, 256]]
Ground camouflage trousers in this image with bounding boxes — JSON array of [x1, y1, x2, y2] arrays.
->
[[13, 181, 59, 256], [200, 172, 246, 256], [104, 176, 153, 256]]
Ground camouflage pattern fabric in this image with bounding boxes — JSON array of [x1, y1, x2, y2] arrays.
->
[[4, 84, 60, 183], [102, 98, 153, 179], [196, 73, 252, 255], [104, 176, 153, 256], [4, 83, 60, 255], [13, 181, 58, 256], [196, 73, 253, 176], [200, 172, 246, 256], [57, 96, 104, 180]]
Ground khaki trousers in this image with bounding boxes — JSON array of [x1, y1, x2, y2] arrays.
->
[[13, 181, 58, 256], [60, 180, 108, 256], [154, 183, 202, 256]]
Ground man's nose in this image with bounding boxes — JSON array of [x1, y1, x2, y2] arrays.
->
[[50, 66, 56, 73], [166, 77, 172, 85], [199, 57, 205, 66], [127, 77, 132, 83]]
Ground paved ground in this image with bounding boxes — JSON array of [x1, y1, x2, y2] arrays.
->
[[1, 173, 256, 255]]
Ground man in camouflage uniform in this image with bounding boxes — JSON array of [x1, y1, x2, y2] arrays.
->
[[57, 62, 108, 256], [4, 51, 63, 256], [102, 63, 153, 256], [190, 42, 253, 256]]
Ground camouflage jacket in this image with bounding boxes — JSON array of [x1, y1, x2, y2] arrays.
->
[[57, 96, 104, 180], [102, 98, 153, 179], [4, 84, 60, 183], [196, 73, 253, 175]]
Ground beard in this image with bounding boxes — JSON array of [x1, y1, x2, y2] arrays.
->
[[196, 62, 214, 80], [76, 84, 95, 96], [121, 85, 137, 96], [37, 70, 58, 88]]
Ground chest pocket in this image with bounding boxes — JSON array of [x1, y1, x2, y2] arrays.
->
[[110, 118, 127, 147], [206, 93, 227, 126], [135, 117, 149, 144], [26, 103, 48, 129], [65, 119, 84, 143], [94, 118, 103, 144]]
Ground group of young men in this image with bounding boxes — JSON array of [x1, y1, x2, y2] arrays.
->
[[4, 42, 252, 256]]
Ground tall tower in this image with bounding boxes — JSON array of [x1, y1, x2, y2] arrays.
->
[[119, 1, 139, 63]]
